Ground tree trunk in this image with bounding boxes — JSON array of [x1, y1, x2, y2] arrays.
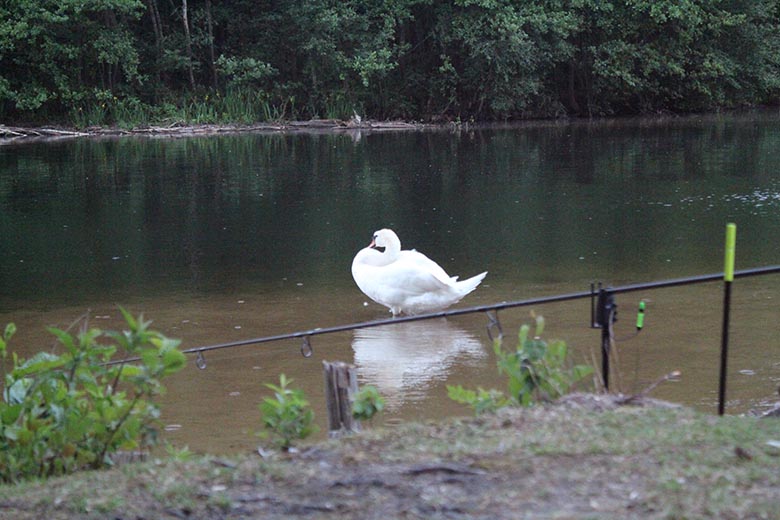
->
[[181, 0, 196, 90], [146, 0, 163, 98], [146, 0, 163, 55], [567, 60, 581, 116], [205, 0, 218, 89]]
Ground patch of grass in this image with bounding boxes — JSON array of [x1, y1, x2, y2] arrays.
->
[[208, 491, 233, 513], [1, 404, 780, 519], [91, 495, 126, 515], [153, 480, 198, 511]]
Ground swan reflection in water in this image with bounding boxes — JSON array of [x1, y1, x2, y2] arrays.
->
[[351, 319, 486, 408]]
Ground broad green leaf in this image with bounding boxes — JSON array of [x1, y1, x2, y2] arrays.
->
[[0, 404, 22, 425], [4, 378, 32, 405], [117, 307, 137, 330], [12, 352, 66, 378], [46, 328, 77, 354]]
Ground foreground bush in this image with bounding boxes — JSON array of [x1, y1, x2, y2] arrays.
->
[[449, 315, 593, 414], [0, 309, 185, 483]]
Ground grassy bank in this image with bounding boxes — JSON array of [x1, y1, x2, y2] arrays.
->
[[1, 395, 779, 519]]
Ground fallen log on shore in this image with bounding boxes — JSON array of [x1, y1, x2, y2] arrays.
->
[[0, 125, 90, 138], [1, 119, 426, 142]]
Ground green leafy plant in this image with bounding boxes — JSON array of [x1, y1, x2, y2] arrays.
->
[[447, 385, 509, 416], [164, 442, 195, 462], [0, 309, 186, 483], [496, 315, 594, 406], [258, 374, 317, 450], [448, 315, 593, 414], [351, 385, 385, 423]]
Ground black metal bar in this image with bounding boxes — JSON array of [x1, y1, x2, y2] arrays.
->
[[594, 288, 617, 391], [189, 265, 780, 355], [607, 267, 773, 294], [176, 287, 597, 358], [601, 324, 610, 390], [104, 264, 780, 366], [718, 281, 732, 416]]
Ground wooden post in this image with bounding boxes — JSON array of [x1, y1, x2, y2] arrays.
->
[[323, 361, 361, 436]]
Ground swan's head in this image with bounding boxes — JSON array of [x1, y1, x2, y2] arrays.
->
[[370, 228, 401, 253]]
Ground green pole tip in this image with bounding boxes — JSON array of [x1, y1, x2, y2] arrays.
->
[[724, 223, 736, 282]]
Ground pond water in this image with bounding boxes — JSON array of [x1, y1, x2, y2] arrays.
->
[[2, 111, 780, 453]]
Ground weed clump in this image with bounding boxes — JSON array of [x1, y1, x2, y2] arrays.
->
[[258, 374, 318, 450]]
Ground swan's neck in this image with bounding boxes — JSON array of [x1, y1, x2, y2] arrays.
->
[[382, 235, 401, 260], [353, 247, 388, 267]]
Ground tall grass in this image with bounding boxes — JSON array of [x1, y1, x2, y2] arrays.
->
[[321, 94, 357, 120], [67, 88, 298, 129]]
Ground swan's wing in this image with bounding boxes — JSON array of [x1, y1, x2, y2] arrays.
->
[[376, 260, 453, 294], [397, 250, 454, 286]]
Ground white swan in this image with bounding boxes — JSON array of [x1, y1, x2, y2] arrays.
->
[[351, 229, 487, 316]]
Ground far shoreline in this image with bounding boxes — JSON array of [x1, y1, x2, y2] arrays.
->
[[2, 107, 779, 144], [0, 119, 429, 143]]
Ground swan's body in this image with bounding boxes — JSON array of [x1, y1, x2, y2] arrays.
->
[[351, 229, 487, 316]]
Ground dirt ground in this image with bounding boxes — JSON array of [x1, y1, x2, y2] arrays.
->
[[2, 394, 780, 519]]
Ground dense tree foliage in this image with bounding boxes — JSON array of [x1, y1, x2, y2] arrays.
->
[[1, 0, 778, 125]]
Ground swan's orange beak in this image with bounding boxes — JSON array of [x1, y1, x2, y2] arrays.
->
[[368, 239, 377, 248]]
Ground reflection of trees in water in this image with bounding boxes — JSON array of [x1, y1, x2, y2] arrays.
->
[[351, 319, 486, 409], [3, 117, 780, 305]]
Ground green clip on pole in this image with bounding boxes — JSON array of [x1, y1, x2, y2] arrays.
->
[[718, 223, 737, 416], [636, 301, 645, 331]]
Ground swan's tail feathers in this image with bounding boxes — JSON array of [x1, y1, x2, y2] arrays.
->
[[456, 271, 487, 295]]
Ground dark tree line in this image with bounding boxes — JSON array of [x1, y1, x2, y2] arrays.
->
[[1, 0, 778, 125]]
